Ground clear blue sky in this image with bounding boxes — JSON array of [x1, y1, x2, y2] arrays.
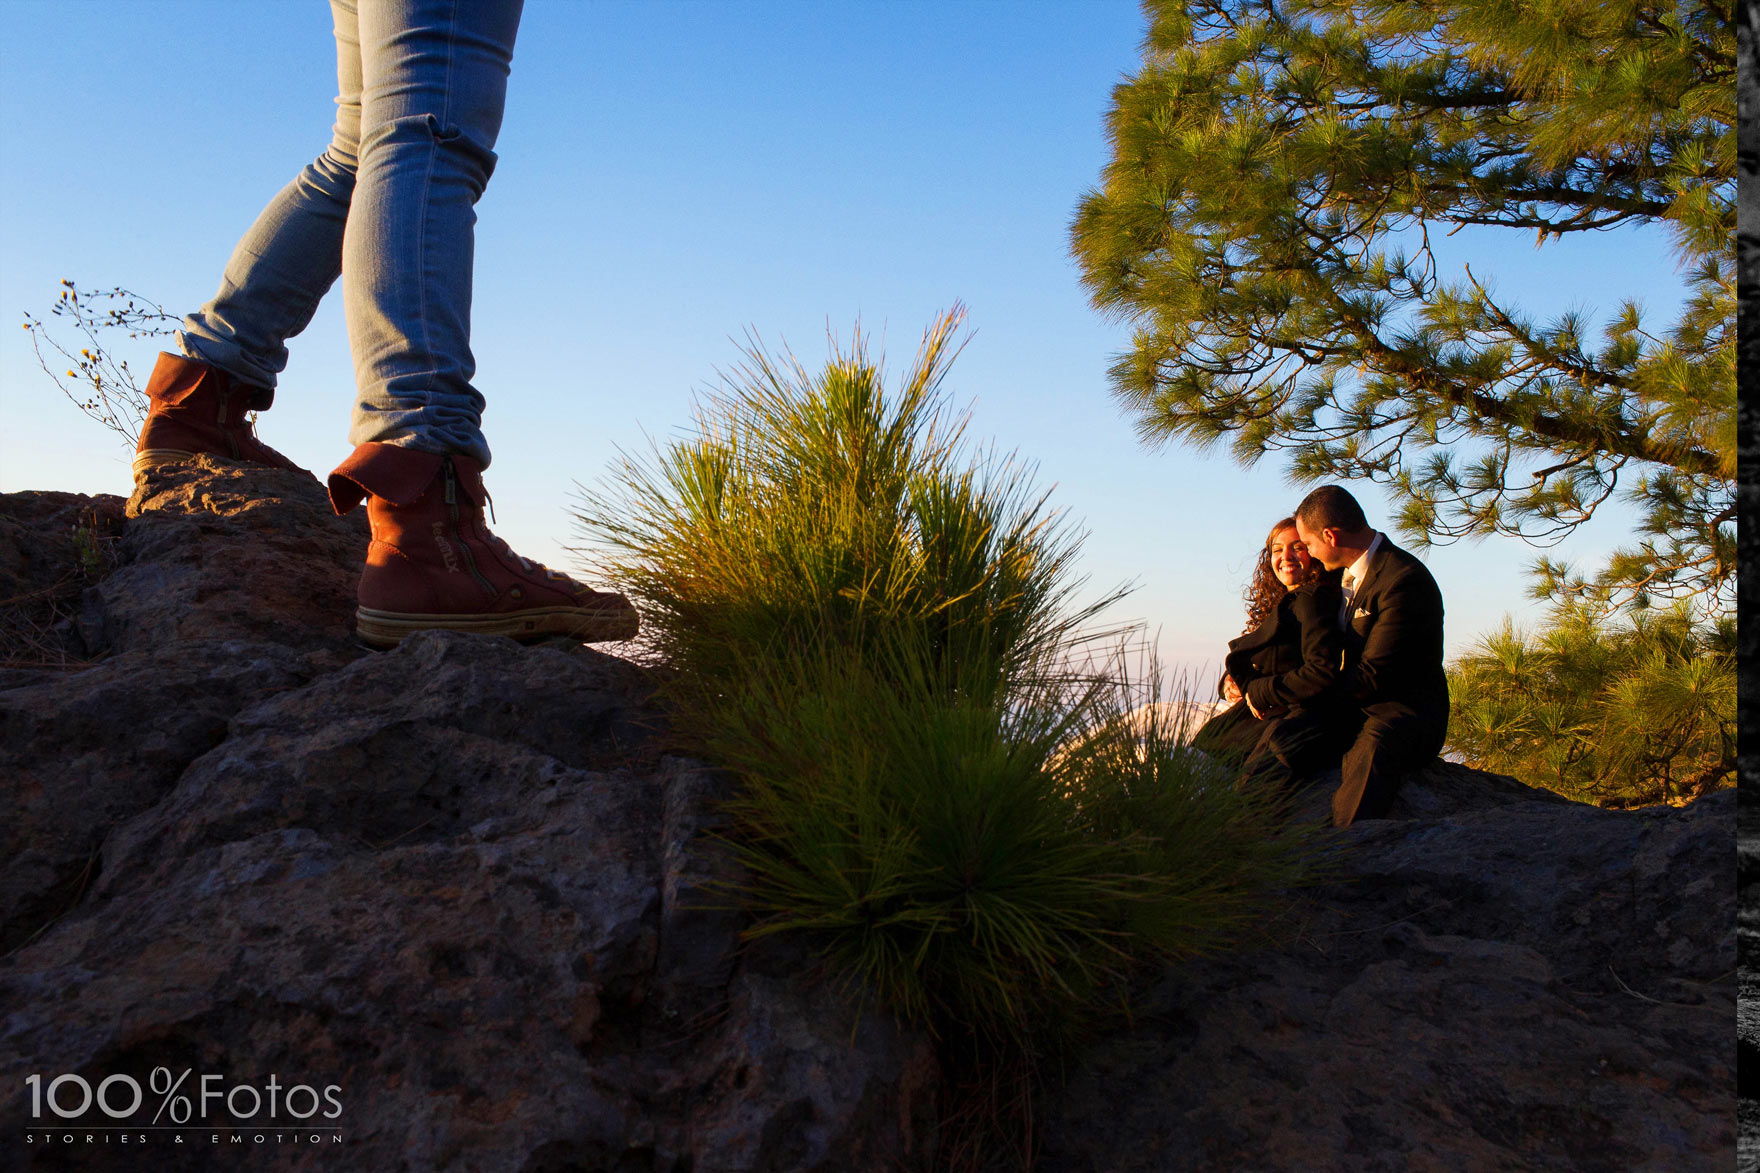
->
[[0, 2, 1687, 677]]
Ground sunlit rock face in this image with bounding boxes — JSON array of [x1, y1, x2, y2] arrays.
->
[[0, 462, 937, 1171]]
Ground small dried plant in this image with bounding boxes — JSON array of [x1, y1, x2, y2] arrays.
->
[[0, 505, 122, 669], [20, 280, 179, 447]]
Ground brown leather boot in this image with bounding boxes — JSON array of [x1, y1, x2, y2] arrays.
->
[[327, 441, 638, 649], [133, 352, 300, 476]]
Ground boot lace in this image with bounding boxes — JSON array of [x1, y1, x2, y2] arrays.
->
[[480, 486, 580, 585], [492, 532, 572, 581]]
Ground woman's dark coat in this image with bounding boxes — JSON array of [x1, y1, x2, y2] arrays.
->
[[1190, 573, 1344, 764]]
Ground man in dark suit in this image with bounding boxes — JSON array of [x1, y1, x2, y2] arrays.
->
[[1243, 485, 1450, 826]]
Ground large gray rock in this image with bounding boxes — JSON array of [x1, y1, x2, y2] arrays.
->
[[0, 639, 318, 954], [0, 461, 1733, 1171], [100, 457, 370, 659], [1737, 0, 1759, 1161], [1040, 768, 1735, 1172], [1, 467, 364, 956], [0, 465, 938, 1170], [0, 489, 125, 665]]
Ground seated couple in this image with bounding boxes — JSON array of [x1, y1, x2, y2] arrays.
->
[[1190, 485, 1449, 827]]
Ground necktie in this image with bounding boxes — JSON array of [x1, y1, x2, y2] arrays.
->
[[1339, 572, 1356, 627]]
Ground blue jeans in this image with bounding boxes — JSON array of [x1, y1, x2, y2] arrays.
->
[[177, 0, 523, 467]]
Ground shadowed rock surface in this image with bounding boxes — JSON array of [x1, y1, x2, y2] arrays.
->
[[0, 461, 1734, 1171], [0, 463, 936, 1171], [1733, 3, 1758, 1167], [1040, 765, 1734, 1172], [1740, 791, 1759, 1173]]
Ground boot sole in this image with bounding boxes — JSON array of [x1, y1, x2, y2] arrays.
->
[[355, 604, 639, 649], [132, 448, 300, 476], [133, 448, 204, 476]]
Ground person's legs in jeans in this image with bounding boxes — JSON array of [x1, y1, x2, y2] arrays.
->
[[176, 1, 362, 397], [134, 1, 363, 471], [321, 0, 632, 646], [341, 0, 523, 467], [150, 1, 632, 646], [179, 0, 517, 466]]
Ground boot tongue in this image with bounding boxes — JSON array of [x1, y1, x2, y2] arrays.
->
[[445, 454, 489, 507], [326, 442, 447, 514]]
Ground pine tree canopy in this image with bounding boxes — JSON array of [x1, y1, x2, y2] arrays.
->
[[1072, 0, 1736, 615]]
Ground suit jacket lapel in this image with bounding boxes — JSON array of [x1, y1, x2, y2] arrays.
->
[[1350, 535, 1395, 610]]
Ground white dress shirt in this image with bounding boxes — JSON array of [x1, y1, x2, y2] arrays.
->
[[1339, 530, 1385, 626]]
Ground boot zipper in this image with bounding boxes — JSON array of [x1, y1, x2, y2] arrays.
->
[[444, 459, 498, 598], [216, 385, 241, 458]]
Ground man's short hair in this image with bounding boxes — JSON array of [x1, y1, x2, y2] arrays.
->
[[1296, 484, 1369, 533]]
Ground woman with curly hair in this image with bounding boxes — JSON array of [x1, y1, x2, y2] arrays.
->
[[1190, 516, 1345, 765]]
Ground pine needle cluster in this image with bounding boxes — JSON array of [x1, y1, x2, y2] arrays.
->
[[1446, 604, 1735, 805], [1072, 0, 1735, 616], [574, 308, 1311, 1062]]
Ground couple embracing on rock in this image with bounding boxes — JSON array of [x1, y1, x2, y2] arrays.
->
[[1191, 485, 1451, 827], [123, 1, 1442, 833]]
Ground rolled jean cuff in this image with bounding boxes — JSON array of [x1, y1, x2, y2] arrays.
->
[[347, 410, 493, 469], [175, 332, 278, 409]]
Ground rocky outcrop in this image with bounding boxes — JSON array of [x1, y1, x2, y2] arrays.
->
[[1042, 764, 1735, 1172], [1739, 786, 1759, 1173], [0, 459, 1733, 1171], [0, 461, 936, 1171], [1, 462, 365, 958], [1735, 6, 1758, 1169], [0, 490, 125, 667]]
